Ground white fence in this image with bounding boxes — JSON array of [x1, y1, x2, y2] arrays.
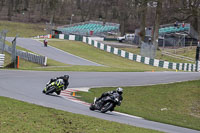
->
[[0, 54, 5, 67]]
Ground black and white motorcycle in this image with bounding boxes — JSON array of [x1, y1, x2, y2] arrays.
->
[[89, 93, 121, 113]]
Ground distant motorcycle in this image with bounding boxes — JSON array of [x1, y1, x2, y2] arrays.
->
[[43, 79, 64, 95], [89, 93, 121, 113]]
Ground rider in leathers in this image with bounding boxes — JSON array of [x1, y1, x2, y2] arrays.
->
[[43, 75, 69, 95], [96, 87, 123, 111]]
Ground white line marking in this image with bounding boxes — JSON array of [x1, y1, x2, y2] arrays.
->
[[113, 111, 143, 119], [34, 39, 103, 66], [60, 88, 144, 120]]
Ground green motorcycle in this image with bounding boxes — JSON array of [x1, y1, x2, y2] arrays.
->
[[43, 79, 64, 95]]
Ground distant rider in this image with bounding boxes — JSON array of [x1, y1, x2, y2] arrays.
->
[[96, 87, 123, 110], [43, 75, 69, 95], [44, 39, 48, 47]]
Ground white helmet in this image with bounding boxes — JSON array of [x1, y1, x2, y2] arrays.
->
[[116, 87, 123, 94]]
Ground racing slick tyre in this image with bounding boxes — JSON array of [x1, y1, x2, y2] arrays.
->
[[100, 102, 114, 113], [89, 104, 95, 111], [45, 86, 56, 95]]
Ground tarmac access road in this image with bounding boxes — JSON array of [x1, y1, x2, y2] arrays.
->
[[6, 37, 103, 66], [0, 70, 200, 133]]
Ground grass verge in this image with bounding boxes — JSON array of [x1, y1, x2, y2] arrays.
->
[[77, 80, 200, 130], [3, 51, 68, 69], [2, 39, 167, 72], [121, 47, 195, 64], [38, 39, 168, 72], [0, 96, 162, 133], [3, 41, 68, 69], [0, 21, 46, 37]]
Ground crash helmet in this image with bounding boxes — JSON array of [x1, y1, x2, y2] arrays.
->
[[63, 75, 69, 81], [116, 87, 123, 95]]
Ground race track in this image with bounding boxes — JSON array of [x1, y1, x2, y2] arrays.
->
[[0, 70, 200, 133], [6, 37, 102, 66]]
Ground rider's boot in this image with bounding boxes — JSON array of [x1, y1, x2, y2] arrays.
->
[[56, 90, 61, 95]]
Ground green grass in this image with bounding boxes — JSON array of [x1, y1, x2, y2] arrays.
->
[[39, 39, 167, 72], [0, 20, 192, 71], [164, 47, 196, 59], [3, 51, 42, 69], [2, 39, 167, 72], [121, 47, 196, 64], [0, 20, 193, 71], [0, 21, 46, 37], [3, 40, 68, 69], [0, 96, 162, 133], [77, 80, 200, 130], [4, 51, 68, 69]]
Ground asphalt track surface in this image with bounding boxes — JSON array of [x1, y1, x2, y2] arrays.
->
[[6, 37, 102, 66], [0, 70, 200, 133]]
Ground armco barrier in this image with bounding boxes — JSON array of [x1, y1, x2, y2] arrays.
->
[[2, 44, 47, 66], [0, 54, 5, 67]]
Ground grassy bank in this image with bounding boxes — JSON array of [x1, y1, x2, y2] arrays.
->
[[42, 39, 167, 72], [0, 20, 192, 71], [3, 51, 67, 69], [3, 39, 167, 72], [0, 21, 46, 37], [3, 41, 68, 69], [77, 80, 200, 130], [0, 96, 161, 133], [121, 47, 195, 64]]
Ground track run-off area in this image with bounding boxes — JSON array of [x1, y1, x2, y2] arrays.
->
[[0, 70, 200, 133]]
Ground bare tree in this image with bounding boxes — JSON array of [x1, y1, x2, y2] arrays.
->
[[0, 0, 5, 12], [117, 0, 135, 35], [152, 0, 163, 50], [167, 0, 200, 39], [0, 0, 199, 41], [78, 0, 94, 22], [138, 0, 148, 43], [7, 0, 14, 21]]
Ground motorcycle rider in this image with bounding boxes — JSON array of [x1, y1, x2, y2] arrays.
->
[[43, 75, 69, 95], [96, 87, 123, 111]]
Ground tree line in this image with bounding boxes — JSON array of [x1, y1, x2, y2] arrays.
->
[[0, 0, 200, 46]]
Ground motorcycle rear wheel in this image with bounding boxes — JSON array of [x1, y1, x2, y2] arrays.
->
[[100, 102, 114, 113], [45, 86, 56, 95]]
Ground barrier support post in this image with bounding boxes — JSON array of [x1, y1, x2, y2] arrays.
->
[[16, 56, 19, 69]]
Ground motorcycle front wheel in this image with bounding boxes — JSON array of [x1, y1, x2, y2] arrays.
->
[[89, 104, 95, 111], [45, 86, 56, 95]]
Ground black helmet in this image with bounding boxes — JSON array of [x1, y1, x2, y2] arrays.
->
[[116, 87, 123, 95], [63, 75, 69, 81]]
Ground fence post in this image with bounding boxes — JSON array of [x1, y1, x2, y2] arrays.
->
[[196, 61, 200, 72], [1, 30, 8, 54], [195, 44, 200, 72], [16, 56, 19, 69], [11, 36, 17, 68]]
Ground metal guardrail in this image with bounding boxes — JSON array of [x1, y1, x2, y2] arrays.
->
[[1, 44, 47, 66], [0, 54, 5, 67]]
